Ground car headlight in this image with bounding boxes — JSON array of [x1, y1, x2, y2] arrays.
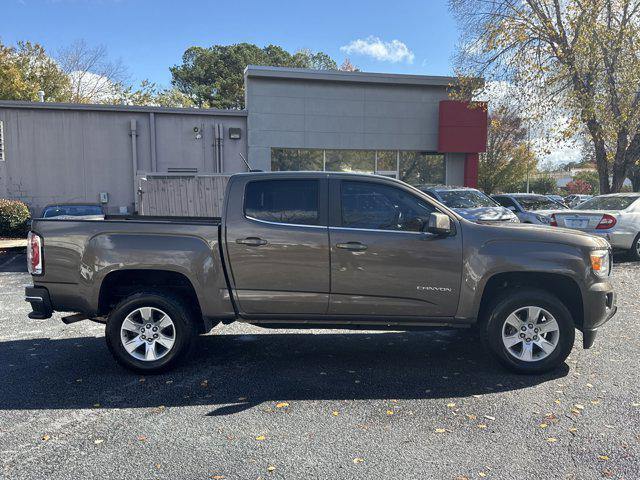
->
[[509, 215, 519, 222], [590, 250, 610, 277]]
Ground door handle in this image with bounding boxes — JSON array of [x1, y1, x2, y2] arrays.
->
[[336, 242, 368, 251], [236, 237, 268, 246]]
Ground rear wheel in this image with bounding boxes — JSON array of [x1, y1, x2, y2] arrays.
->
[[629, 233, 640, 261], [106, 291, 196, 373], [483, 289, 575, 374]]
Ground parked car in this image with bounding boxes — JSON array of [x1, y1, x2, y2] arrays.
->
[[420, 186, 519, 223], [25, 172, 616, 374], [550, 193, 640, 260], [565, 194, 593, 208], [491, 193, 567, 224], [40, 203, 105, 220]]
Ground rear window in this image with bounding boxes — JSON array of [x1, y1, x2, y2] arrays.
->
[[245, 179, 320, 225], [515, 196, 564, 211], [42, 205, 103, 217], [576, 195, 639, 211]]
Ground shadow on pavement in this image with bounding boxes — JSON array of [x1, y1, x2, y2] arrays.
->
[[0, 329, 568, 415], [0, 252, 27, 273]]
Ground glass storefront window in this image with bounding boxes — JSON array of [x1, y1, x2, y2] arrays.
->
[[399, 152, 445, 186], [325, 150, 375, 173], [271, 148, 323, 171], [376, 151, 397, 172], [270, 148, 446, 186]]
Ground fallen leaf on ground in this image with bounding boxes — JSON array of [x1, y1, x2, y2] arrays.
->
[[435, 428, 447, 433], [94, 439, 104, 444], [484, 415, 495, 421], [539, 423, 548, 429], [598, 455, 610, 461], [201, 380, 208, 387], [574, 404, 585, 410], [386, 410, 394, 415], [466, 414, 477, 420], [477, 424, 487, 429], [137, 435, 147, 442], [479, 473, 487, 478], [568, 427, 578, 433], [447, 403, 456, 408], [546, 438, 558, 443], [353, 458, 364, 464], [332, 411, 339, 416], [275, 402, 289, 408], [267, 465, 276, 472], [41, 434, 50, 441], [255, 435, 266, 441]]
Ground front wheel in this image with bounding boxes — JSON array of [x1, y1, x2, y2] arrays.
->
[[105, 291, 196, 374], [483, 289, 575, 374], [629, 233, 640, 261]]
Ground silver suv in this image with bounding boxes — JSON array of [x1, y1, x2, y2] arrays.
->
[[420, 186, 519, 224], [492, 193, 567, 225]]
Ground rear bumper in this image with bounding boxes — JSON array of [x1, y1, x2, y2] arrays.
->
[[25, 286, 53, 319], [581, 281, 616, 348]]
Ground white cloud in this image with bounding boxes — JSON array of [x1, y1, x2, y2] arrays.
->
[[340, 36, 415, 64]]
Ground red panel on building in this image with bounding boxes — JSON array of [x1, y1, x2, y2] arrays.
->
[[438, 100, 488, 153]]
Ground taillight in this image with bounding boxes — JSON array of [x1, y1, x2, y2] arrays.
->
[[27, 231, 43, 275], [596, 214, 616, 230], [550, 214, 558, 227]]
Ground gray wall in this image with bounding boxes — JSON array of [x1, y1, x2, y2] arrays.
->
[[246, 70, 452, 173], [0, 103, 246, 214]]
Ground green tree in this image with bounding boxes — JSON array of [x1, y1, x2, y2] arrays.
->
[[170, 43, 338, 109], [529, 174, 558, 194], [479, 106, 536, 194], [0, 41, 70, 102], [450, 0, 640, 193], [573, 170, 600, 194]]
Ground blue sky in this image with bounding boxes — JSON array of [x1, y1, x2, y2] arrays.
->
[[3, 0, 459, 86]]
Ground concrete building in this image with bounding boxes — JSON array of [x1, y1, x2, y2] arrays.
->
[[0, 65, 487, 216]]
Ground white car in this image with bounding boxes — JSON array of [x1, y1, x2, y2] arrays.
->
[[550, 193, 640, 260]]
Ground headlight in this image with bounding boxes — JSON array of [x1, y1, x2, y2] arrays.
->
[[590, 250, 610, 277], [509, 215, 519, 223]]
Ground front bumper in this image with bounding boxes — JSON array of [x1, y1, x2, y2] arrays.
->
[[581, 281, 617, 348], [25, 286, 53, 319]]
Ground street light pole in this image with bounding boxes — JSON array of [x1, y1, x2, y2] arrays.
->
[[526, 118, 531, 193]]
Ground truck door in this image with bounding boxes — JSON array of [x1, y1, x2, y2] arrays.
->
[[224, 176, 330, 315], [328, 178, 462, 318]]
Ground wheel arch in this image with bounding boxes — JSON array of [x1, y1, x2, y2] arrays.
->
[[476, 271, 584, 329]]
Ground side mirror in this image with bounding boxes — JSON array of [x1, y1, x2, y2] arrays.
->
[[426, 212, 452, 235]]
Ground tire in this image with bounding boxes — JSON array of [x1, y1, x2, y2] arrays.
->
[[483, 289, 575, 374], [629, 233, 640, 262], [105, 291, 196, 374]]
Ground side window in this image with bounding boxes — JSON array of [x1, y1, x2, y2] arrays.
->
[[494, 196, 516, 209], [245, 179, 319, 226], [341, 181, 435, 232]]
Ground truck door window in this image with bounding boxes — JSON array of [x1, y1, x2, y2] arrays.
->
[[245, 179, 320, 226], [341, 181, 434, 232]]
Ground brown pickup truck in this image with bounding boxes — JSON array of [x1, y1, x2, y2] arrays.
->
[[25, 172, 617, 374]]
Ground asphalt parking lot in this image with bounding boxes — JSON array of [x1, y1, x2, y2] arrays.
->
[[1, 252, 639, 480]]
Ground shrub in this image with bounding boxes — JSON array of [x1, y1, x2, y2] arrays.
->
[[0, 199, 31, 237]]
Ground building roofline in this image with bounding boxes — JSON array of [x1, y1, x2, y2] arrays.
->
[[0, 100, 247, 117], [244, 65, 462, 87]]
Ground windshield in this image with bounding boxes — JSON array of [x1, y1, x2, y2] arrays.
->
[[42, 205, 103, 217], [437, 190, 497, 208], [576, 195, 639, 211], [516, 196, 566, 211]]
